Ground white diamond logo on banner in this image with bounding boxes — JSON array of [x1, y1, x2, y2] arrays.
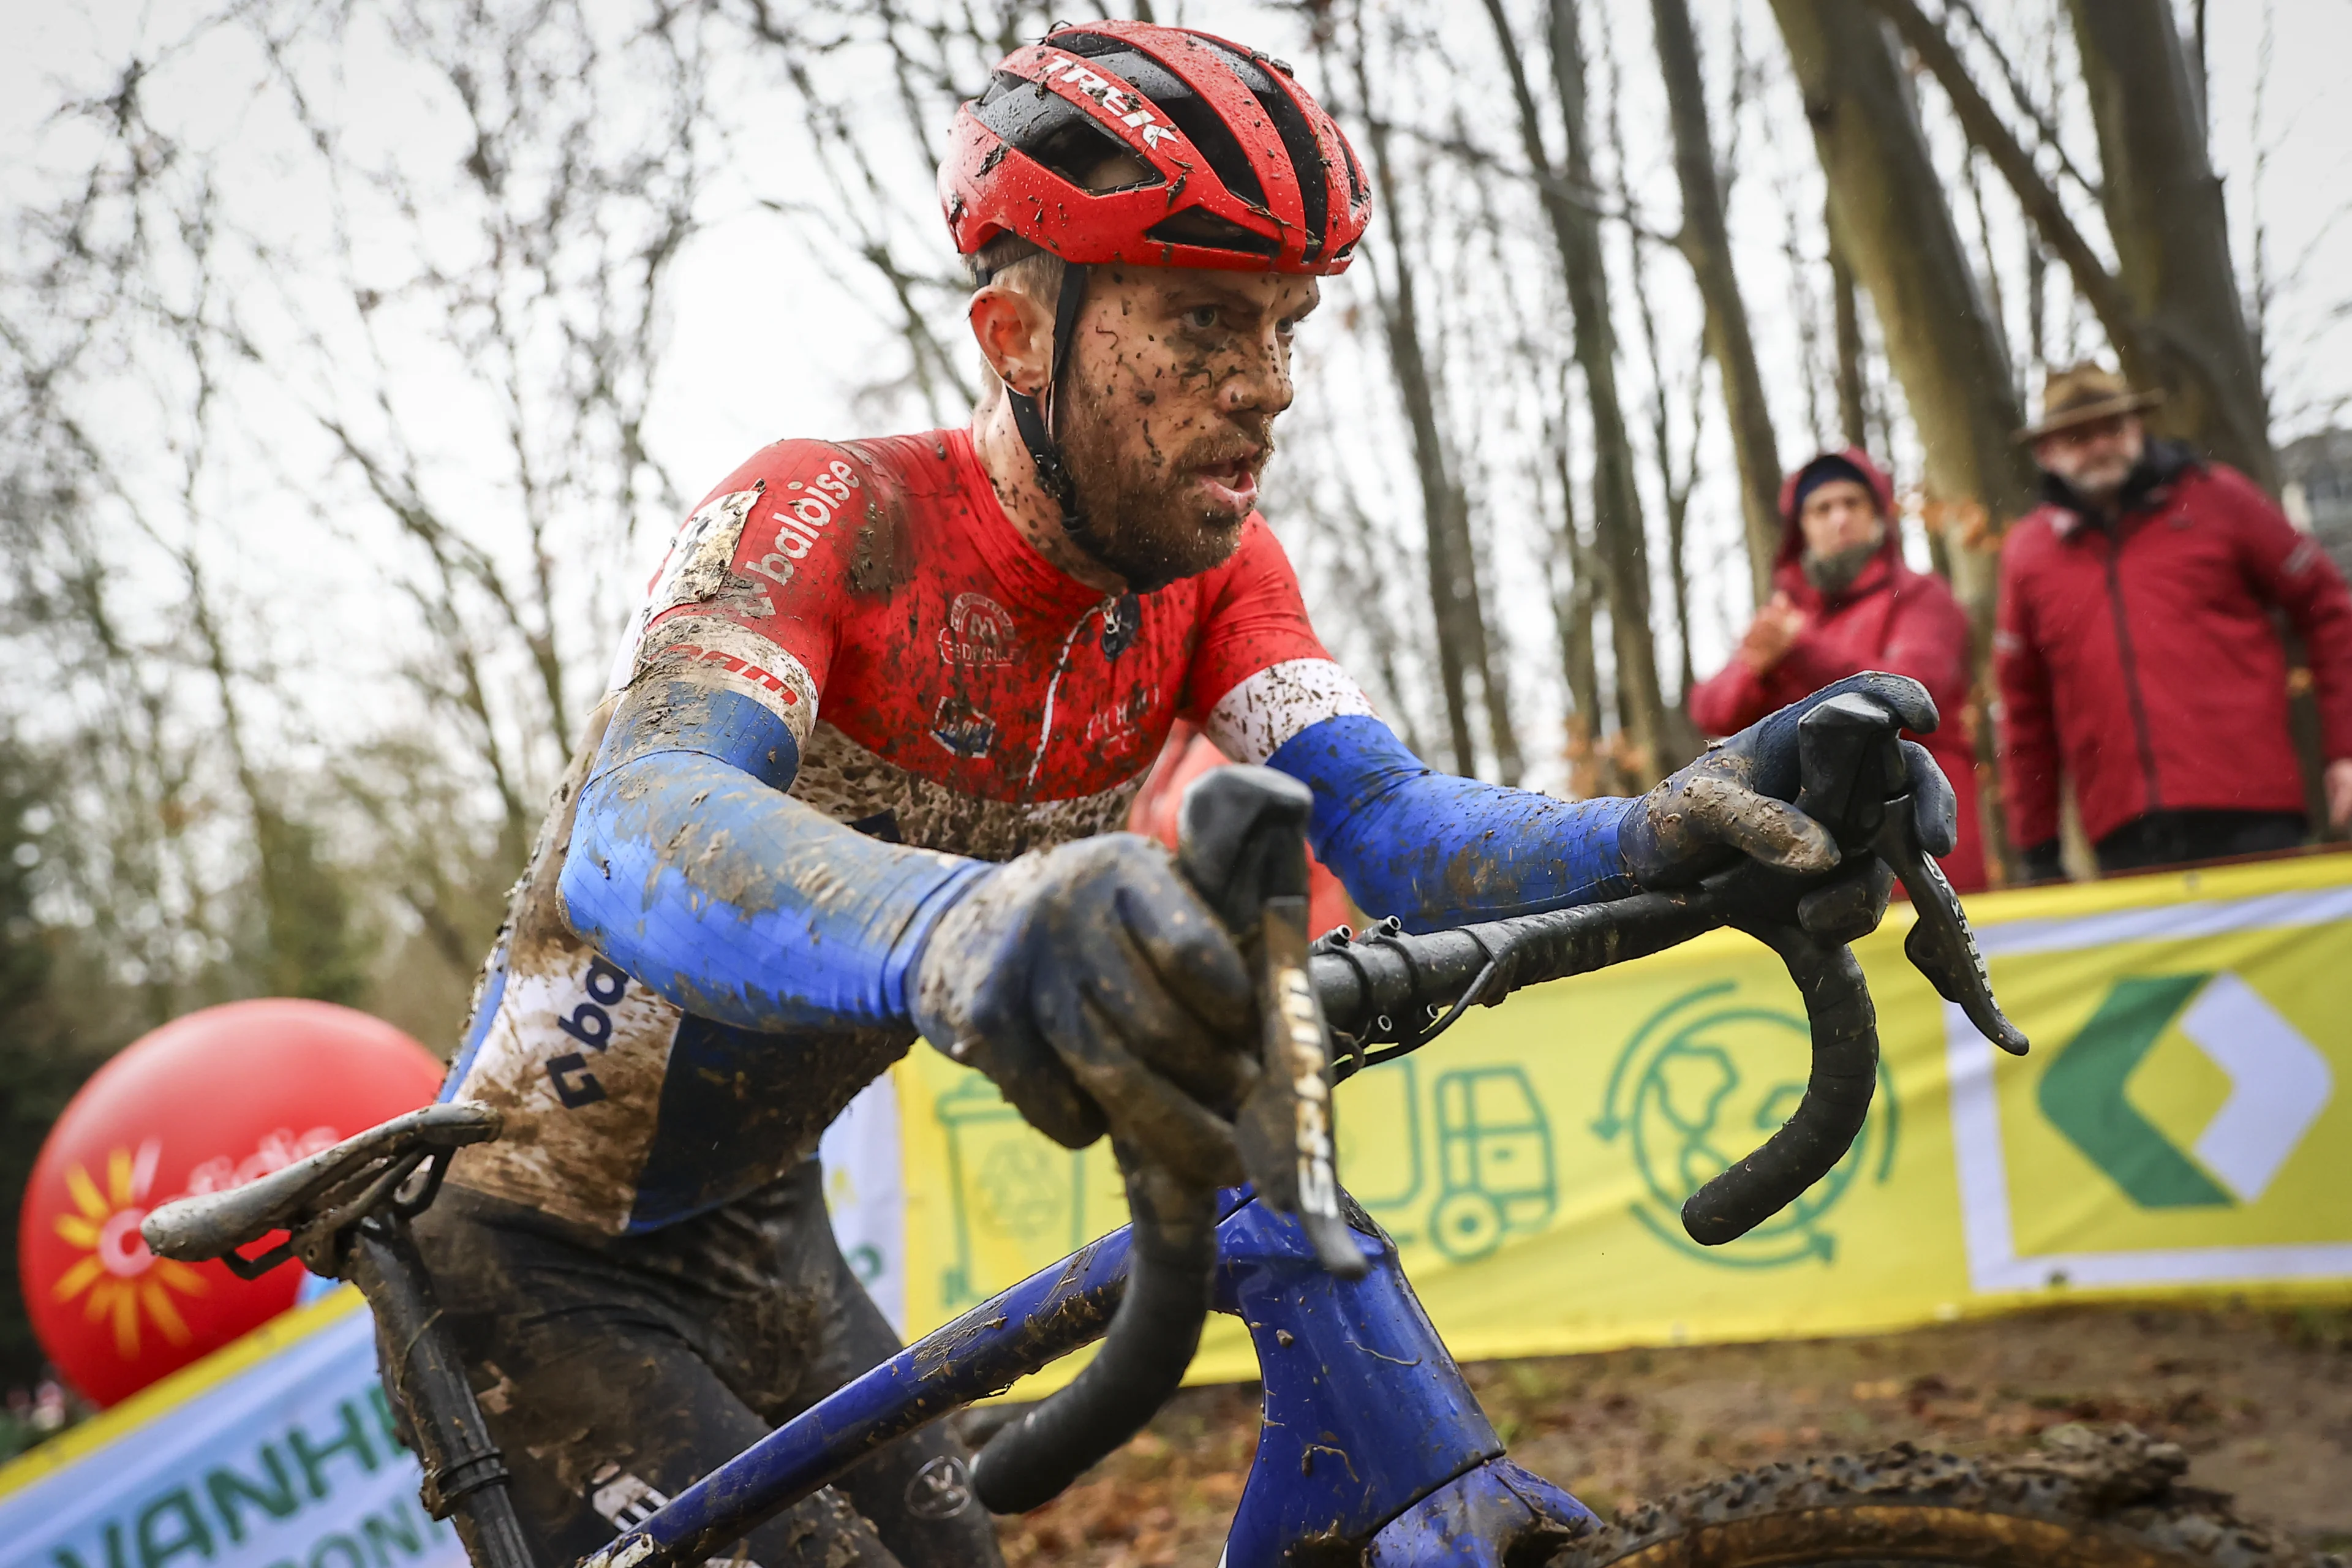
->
[[2176, 971, 2332, 1202]]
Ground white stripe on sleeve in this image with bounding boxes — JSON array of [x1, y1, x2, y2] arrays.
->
[[1204, 658, 1379, 765]]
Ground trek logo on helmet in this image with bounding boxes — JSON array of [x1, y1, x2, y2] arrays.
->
[[1036, 56, 1182, 149]]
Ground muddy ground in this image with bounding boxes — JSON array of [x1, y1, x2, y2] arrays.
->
[[991, 1303, 2352, 1566]]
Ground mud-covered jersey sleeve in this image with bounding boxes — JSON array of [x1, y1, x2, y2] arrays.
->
[[1181, 518, 1638, 930], [611, 441, 867, 738], [560, 442, 988, 1030]]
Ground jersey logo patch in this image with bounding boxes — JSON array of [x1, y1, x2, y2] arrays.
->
[[931, 696, 997, 758], [938, 592, 1018, 666], [1082, 684, 1159, 758], [546, 957, 631, 1109], [649, 485, 764, 614]]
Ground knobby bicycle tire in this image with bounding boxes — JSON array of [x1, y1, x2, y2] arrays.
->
[[1548, 1425, 2345, 1568]]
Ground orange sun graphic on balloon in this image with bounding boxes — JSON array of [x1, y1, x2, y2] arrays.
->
[[49, 1139, 208, 1359]]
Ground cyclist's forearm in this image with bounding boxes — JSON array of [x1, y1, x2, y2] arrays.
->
[[1267, 714, 1635, 932], [559, 695, 984, 1030]]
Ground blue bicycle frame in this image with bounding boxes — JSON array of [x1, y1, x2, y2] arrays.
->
[[589, 1186, 1594, 1568]]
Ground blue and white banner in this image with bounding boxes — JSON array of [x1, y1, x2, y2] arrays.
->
[[0, 1076, 910, 1568], [0, 1290, 462, 1568]]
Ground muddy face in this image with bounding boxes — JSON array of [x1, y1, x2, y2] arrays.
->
[[1052, 265, 1319, 587]]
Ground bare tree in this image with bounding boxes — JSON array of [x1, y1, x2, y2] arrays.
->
[[0, 0, 719, 1045], [1474, 0, 1672, 781], [1864, 0, 2274, 486], [1651, 0, 1782, 606], [2066, 0, 2272, 486], [1339, 19, 1520, 781], [1766, 0, 2035, 624]]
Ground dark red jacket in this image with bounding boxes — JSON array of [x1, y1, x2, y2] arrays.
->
[[1994, 443, 2352, 850], [1688, 450, 1985, 890]]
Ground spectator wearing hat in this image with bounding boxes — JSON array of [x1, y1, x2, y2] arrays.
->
[[1997, 361, 2352, 881], [1690, 448, 1986, 891]]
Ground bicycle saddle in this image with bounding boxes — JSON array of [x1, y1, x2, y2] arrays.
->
[[143, 1101, 499, 1267]]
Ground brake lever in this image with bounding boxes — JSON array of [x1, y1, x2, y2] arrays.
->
[[1867, 802, 2028, 1055], [1791, 692, 2026, 1057], [1177, 767, 1366, 1280]]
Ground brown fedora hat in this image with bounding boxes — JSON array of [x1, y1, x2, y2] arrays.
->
[[2015, 361, 2163, 442]]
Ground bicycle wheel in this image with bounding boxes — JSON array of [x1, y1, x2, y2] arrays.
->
[[1550, 1424, 2341, 1568]]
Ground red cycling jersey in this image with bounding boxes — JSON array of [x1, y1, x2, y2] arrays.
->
[[448, 426, 1374, 1232], [620, 426, 1353, 856]]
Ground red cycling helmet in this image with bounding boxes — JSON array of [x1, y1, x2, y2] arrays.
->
[[940, 21, 1370, 274]]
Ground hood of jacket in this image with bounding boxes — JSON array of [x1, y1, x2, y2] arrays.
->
[[1774, 447, 1901, 586]]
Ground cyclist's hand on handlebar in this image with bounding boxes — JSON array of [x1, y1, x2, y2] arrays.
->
[[910, 835, 1257, 1190], [1621, 672, 1957, 895]]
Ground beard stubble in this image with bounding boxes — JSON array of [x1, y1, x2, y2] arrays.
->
[[1053, 370, 1270, 593]]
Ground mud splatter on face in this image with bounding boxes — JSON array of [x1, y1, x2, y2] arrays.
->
[[1049, 268, 1315, 589]]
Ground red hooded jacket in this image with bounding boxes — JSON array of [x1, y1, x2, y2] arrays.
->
[[1994, 442, 2352, 850], [1687, 450, 1985, 891]]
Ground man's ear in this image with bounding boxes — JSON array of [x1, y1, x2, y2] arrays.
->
[[969, 285, 1052, 396]]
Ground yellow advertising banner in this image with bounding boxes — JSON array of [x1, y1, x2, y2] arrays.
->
[[875, 853, 2352, 1386]]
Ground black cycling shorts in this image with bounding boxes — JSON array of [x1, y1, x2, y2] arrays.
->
[[409, 1162, 1003, 1568]]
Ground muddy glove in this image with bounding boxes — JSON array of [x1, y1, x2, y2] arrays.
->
[[1621, 671, 1958, 892], [910, 834, 1259, 1189]]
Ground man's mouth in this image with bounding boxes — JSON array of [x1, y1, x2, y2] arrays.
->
[[1191, 451, 1261, 513]]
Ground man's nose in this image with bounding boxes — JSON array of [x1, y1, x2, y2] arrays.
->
[[1219, 330, 1294, 417]]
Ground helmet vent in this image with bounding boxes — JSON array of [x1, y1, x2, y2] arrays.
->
[[1046, 32, 1272, 214], [977, 75, 1164, 192], [1190, 37, 1330, 259], [1143, 207, 1281, 258]]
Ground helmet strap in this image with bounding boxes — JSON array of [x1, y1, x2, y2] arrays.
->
[[1000, 263, 1175, 598], [1005, 263, 1115, 556]]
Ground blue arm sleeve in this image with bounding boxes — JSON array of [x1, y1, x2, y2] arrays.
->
[[557, 679, 988, 1030], [1266, 714, 1638, 933]]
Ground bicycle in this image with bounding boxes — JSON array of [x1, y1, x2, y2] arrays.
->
[[143, 696, 2326, 1568]]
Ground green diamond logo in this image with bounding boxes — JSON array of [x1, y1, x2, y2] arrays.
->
[[2038, 971, 2332, 1208]]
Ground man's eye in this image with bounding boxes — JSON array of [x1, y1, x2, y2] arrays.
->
[[1183, 305, 1219, 330]]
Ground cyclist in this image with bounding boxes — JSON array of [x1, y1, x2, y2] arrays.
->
[[422, 21, 1956, 1566]]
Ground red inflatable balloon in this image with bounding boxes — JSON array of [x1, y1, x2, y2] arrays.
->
[[18, 1000, 444, 1406]]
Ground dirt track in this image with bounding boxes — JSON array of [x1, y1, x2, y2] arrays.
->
[[993, 1303, 2352, 1566]]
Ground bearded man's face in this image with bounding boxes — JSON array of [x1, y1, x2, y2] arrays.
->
[[1051, 265, 1318, 589]]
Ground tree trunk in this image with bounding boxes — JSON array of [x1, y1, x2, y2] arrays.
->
[[1651, 0, 1781, 608], [1767, 0, 2036, 608], [1861, 0, 2269, 488], [1477, 0, 1670, 780], [1830, 225, 1869, 450], [2066, 0, 2274, 489], [1550, 0, 1670, 778], [1351, 50, 1483, 775], [1373, 236, 1479, 776], [1549, 407, 1611, 796]]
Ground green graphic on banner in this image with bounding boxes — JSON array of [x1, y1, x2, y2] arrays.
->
[[2036, 969, 2335, 1212], [935, 1075, 1095, 1307], [1596, 981, 1898, 1268], [1426, 1066, 1558, 1261], [2037, 974, 2230, 1208]]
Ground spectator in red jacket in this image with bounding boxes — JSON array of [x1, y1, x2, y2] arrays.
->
[[1996, 362, 2352, 881], [1689, 448, 1985, 890]]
